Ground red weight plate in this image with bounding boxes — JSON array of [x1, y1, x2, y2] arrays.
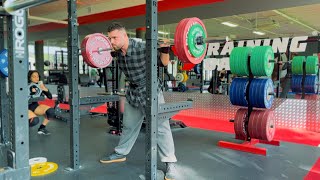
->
[[265, 111, 275, 141], [86, 33, 112, 68], [248, 110, 275, 141], [81, 34, 96, 68], [171, 45, 178, 57], [248, 110, 262, 139], [234, 108, 249, 140], [81, 33, 112, 68], [174, 18, 189, 63], [178, 18, 193, 64], [181, 63, 195, 71], [175, 17, 207, 64]]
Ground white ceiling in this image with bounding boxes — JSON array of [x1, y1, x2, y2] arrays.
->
[[26, 0, 320, 46], [157, 4, 320, 41]]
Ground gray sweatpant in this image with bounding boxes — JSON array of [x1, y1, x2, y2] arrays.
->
[[114, 91, 177, 163]]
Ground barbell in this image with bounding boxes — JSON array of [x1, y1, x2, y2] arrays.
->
[[81, 17, 210, 68], [1, 0, 56, 15]]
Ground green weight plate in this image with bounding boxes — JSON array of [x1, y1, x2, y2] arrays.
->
[[229, 47, 252, 76], [187, 23, 206, 58], [306, 56, 319, 75], [292, 56, 305, 75], [250, 46, 274, 77]]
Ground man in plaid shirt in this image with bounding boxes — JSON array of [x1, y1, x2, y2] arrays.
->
[[100, 23, 178, 180]]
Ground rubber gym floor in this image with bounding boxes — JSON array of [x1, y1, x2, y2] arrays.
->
[[26, 87, 320, 180]]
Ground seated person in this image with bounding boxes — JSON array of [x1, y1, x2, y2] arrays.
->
[[208, 68, 226, 94], [28, 70, 55, 135]]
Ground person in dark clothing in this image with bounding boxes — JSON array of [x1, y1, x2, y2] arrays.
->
[[96, 68, 104, 88], [99, 23, 178, 180], [28, 70, 55, 135], [208, 68, 226, 94]]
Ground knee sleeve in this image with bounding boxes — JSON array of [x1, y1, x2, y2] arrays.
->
[[29, 117, 40, 127], [45, 108, 56, 119]]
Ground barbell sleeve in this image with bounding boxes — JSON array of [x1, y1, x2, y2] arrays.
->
[[3, 0, 57, 14]]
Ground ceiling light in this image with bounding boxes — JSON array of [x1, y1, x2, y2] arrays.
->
[[253, 31, 265, 35], [221, 22, 238, 27], [158, 31, 169, 35]]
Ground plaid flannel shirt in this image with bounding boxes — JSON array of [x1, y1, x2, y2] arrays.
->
[[116, 38, 162, 108]]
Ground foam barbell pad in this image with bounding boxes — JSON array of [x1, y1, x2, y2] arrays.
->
[[249, 78, 274, 109], [229, 78, 249, 107], [234, 108, 249, 140], [229, 47, 252, 76], [250, 46, 274, 77], [248, 110, 276, 142]]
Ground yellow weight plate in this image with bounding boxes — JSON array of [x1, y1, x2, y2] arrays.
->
[[182, 73, 188, 83], [31, 162, 58, 177]]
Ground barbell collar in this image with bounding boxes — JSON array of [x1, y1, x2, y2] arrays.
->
[[196, 37, 220, 45]]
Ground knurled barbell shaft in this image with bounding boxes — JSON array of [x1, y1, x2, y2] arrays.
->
[[79, 47, 113, 53], [93, 48, 113, 53], [158, 37, 219, 45]]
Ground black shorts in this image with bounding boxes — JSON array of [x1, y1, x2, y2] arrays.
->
[[28, 102, 39, 112]]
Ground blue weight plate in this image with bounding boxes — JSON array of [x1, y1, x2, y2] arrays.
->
[[253, 79, 265, 108], [249, 78, 274, 109], [236, 78, 248, 106], [229, 80, 237, 104], [229, 78, 248, 107], [178, 83, 187, 92], [304, 75, 318, 94], [0, 49, 8, 77], [263, 78, 274, 109], [249, 79, 262, 108], [249, 79, 257, 107], [291, 75, 302, 93], [239, 78, 248, 106], [229, 80, 237, 105], [253, 79, 264, 108]]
